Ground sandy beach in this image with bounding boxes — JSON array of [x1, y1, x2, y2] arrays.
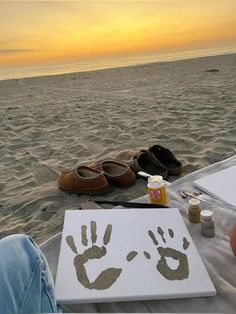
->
[[0, 53, 235, 244]]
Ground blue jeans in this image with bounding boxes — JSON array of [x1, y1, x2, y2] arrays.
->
[[0, 234, 58, 313]]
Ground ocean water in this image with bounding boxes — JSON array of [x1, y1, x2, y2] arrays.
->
[[0, 48, 234, 81]]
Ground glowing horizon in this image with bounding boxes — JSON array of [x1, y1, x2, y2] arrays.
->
[[1, 1, 236, 70]]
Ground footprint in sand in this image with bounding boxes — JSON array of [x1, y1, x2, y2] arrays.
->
[[33, 164, 58, 185]]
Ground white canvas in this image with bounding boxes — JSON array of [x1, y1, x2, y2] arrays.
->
[[55, 208, 216, 304], [193, 165, 236, 208]]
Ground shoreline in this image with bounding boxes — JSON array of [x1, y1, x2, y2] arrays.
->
[[1, 51, 235, 83]]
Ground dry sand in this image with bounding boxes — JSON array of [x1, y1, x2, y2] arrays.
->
[[0, 53, 236, 244]]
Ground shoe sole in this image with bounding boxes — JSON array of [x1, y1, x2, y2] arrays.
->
[[58, 184, 109, 195]]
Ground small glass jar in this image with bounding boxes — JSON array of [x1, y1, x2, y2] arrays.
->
[[147, 175, 167, 205], [200, 210, 215, 238], [188, 198, 201, 223]]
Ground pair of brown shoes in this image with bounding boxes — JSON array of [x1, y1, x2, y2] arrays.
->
[[58, 160, 136, 195]]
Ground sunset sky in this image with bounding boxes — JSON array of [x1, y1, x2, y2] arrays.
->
[[1, 0, 236, 72]]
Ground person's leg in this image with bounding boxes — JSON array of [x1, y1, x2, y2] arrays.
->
[[0, 234, 57, 313]]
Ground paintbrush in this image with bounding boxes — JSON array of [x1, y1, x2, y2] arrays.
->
[[179, 190, 236, 211], [137, 171, 172, 187]]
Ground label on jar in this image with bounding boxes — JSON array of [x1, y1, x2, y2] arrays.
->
[[148, 185, 167, 205], [201, 221, 215, 237]]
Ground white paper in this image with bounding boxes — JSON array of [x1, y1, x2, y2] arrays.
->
[[193, 165, 236, 208]]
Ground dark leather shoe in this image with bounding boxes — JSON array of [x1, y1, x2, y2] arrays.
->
[[58, 165, 109, 195], [147, 145, 182, 176], [130, 151, 168, 179], [95, 160, 136, 187]]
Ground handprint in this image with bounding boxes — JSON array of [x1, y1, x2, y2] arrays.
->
[[148, 227, 190, 280], [66, 221, 122, 290]]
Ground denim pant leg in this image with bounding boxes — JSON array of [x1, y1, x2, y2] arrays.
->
[[0, 234, 58, 313]]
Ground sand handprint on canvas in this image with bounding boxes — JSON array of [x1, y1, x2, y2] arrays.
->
[[66, 220, 191, 292], [66, 221, 123, 290], [147, 226, 190, 280]]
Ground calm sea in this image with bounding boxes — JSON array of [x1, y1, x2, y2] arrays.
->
[[0, 48, 234, 81]]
